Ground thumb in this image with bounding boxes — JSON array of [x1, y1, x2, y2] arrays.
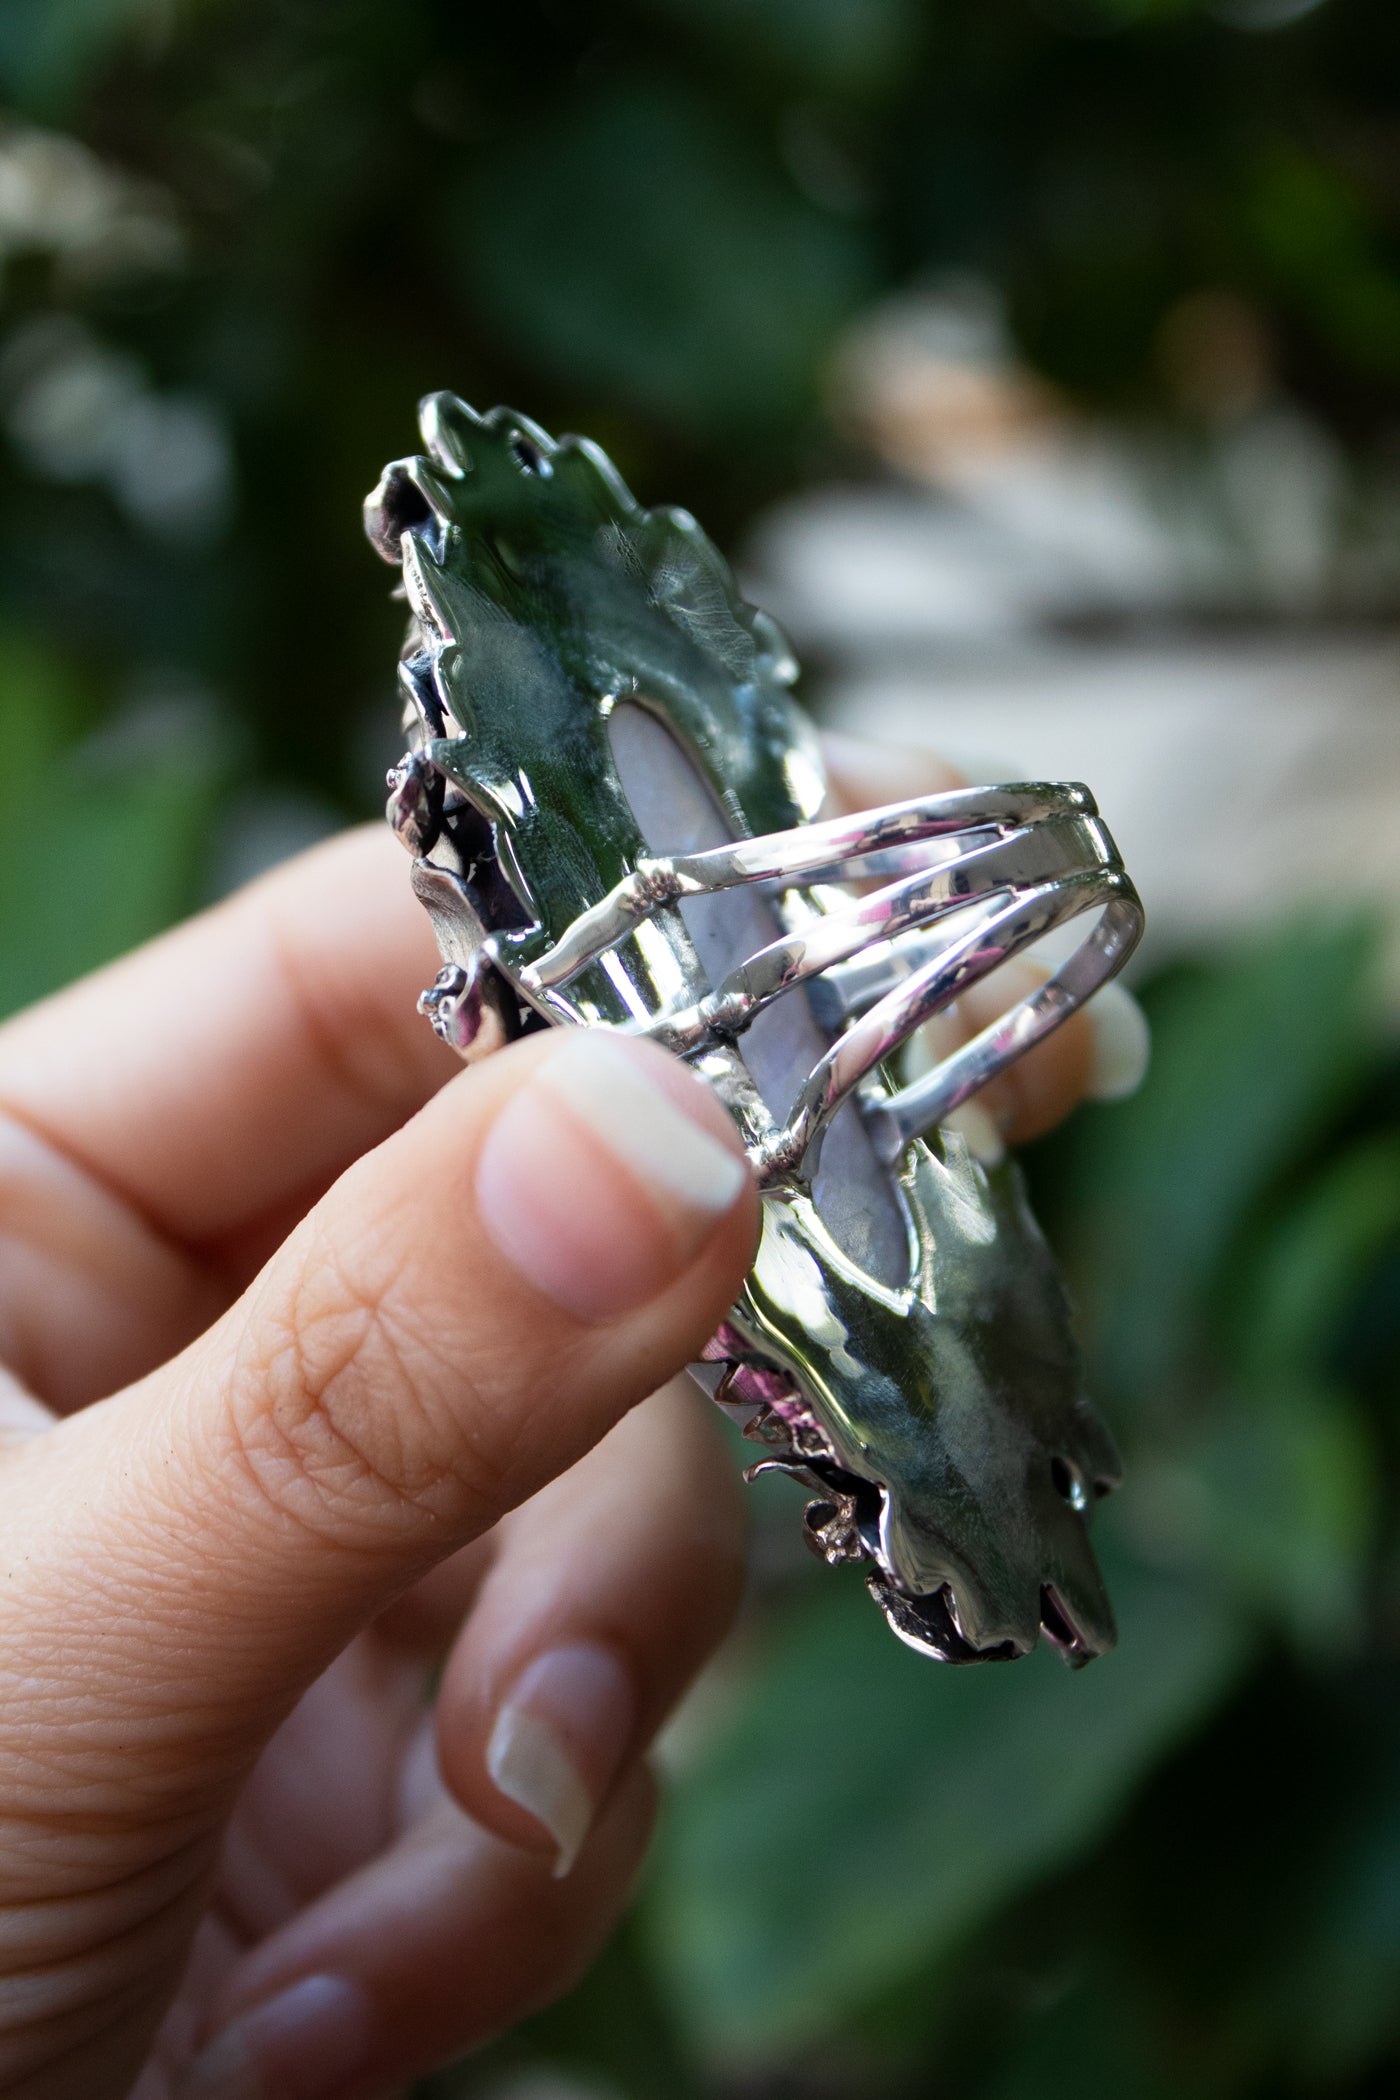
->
[[0, 1030, 756, 1812]]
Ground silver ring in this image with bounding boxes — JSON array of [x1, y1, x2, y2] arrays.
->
[[505, 779, 1143, 1184]]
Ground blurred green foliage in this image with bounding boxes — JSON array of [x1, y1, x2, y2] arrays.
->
[[1, 3, 1398, 2097], [0, 630, 226, 1012], [1, 0, 1399, 807]]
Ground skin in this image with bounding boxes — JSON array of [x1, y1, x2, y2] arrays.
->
[[0, 739, 1099, 2098]]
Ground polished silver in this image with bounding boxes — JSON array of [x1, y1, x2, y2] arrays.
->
[[507, 781, 1137, 1182], [365, 395, 1144, 1665]]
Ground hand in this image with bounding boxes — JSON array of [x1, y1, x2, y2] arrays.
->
[[0, 741, 1145, 2100]]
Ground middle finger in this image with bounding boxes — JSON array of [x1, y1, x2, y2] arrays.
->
[[435, 1375, 746, 1873]]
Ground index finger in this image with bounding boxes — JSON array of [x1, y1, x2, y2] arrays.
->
[[0, 825, 457, 1248]]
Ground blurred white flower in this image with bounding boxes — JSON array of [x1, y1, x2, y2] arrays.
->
[[0, 315, 232, 542], [109, 389, 233, 538], [0, 115, 182, 287], [822, 280, 1400, 623], [752, 277, 1400, 994], [479, 2076, 625, 2100]]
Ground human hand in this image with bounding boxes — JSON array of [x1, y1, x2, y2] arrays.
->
[[0, 739, 1144, 2100]]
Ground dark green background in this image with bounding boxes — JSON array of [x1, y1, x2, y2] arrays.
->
[[1, 3, 1397, 2095]]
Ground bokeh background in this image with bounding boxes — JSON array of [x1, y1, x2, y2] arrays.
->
[[2, 2, 1399, 2095]]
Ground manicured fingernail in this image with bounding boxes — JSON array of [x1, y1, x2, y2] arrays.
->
[[943, 1098, 1006, 1166], [476, 1033, 749, 1320], [176, 1974, 372, 2100], [486, 1642, 636, 1878], [1085, 982, 1151, 1101]]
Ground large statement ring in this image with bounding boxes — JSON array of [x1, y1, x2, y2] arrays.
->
[[367, 394, 1143, 1668]]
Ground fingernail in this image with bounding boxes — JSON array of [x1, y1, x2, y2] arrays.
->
[[476, 1033, 749, 1320], [486, 1642, 636, 1878], [943, 1098, 1006, 1167], [176, 1974, 372, 2100], [1085, 982, 1151, 1101]]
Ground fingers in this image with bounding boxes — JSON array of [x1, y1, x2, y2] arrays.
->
[[175, 1768, 656, 2100], [0, 825, 456, 1251], [818, 730, 1149, 1148], [0, 1105, 221, 1413], [0, 825, 459, 1410], [162, 1377, 744, 2096], [909, 964, 1150, 1161], [433, 1376, 746, 1871], [820, 728, 968, 810], [0, 1033, 757, 1834]]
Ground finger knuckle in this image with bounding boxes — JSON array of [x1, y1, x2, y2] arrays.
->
[[264, 859, 439, 1124]]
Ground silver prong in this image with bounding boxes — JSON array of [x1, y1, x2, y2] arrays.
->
[[521, 783, 1098, 997], [875, 883, 1143, 1161], [642, 813, 1116, 1055], [508, 778, 1141, 1191], [757, 872, 1141, 1184], [419, 390, 474, 477], [805, 923, 958, 1029]]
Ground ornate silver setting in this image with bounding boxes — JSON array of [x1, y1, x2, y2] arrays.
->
[[365, 396, 1144, 1665], [505, 779, 1137, 1185]]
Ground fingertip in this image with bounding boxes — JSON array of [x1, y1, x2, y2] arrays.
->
[[193, 1767, 660, 2098], [942, 1099, 1007, 1167], [434, 1381, 746, 1868], [484, 1641, 638, 1877], [471, 1030, 757, 1324], [41, 1034, 758, 1797], [1084, 980, 1152, 1102], [819, 729, 968, 815]]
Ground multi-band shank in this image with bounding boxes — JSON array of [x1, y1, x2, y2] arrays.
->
[[481, 780, 1140, 1187]]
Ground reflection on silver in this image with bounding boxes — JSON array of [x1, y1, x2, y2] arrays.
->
[[365, 396, 1144, 1666]]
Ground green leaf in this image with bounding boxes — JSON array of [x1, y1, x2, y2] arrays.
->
[[1232, 1132, 1400, 1382], [643, 1546, 1253, 2060], [0, 631, 226, 1015], [447, 78, 875, 440], [1135, 1380, 1378, 1654], [1042, 921, 1380, 1414]]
